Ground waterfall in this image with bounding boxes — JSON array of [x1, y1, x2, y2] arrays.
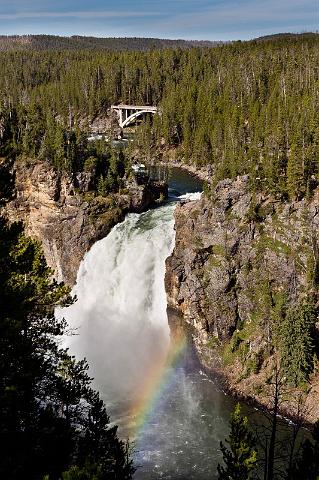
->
[[59, 201, 178, 410], [56, 187, 273, 479], [58, 191, 241, 479]]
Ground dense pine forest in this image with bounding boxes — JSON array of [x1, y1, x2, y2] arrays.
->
[[1, 35, 319, 199]]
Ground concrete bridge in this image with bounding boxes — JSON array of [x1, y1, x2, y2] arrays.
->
[[111, 104, 157, 128]]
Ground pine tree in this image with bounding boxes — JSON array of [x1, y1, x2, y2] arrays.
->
[[97, 174, 108, 196], [280, 301, 316, 386], [286, 140, 304, 200], [53, 124, 67, 171], [0, 168, 134, 479], [291, 421, 319, 480], [217, 404, 257, 480]]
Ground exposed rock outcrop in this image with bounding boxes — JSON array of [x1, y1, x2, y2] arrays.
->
[[165, 175, 319, 422], [2, 159, 167, 286]]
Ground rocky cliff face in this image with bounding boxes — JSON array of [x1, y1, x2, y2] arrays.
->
[[3, 159, 166, 286], [165, 175, 319, 422]]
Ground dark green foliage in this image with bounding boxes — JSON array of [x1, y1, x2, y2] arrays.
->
[[218, 404, 257, 480], [97, 174, 109, 196], [280, 301, 317, 386], [1, 36, 319, 198], [95, 149, 126, 195], [218, 390, 319, 480], [0, 176, 134, 478], [291, 421, 319, 480], [0, 160, 15, 204], [60, 465, 104, 479]]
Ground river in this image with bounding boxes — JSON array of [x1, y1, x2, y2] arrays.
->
[[58, 168, 292, 479]]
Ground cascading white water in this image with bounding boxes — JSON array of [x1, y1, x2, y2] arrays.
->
[[59, 201, 179, 411], [59, 192, 201, 413], [58, 190, 244, 479]]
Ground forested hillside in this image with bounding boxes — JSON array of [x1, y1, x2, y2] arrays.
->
[[255, 32, 319, 42], [1, 35, 319, 200], [2, 32, 319, 478], [0, 35, 218, 52]]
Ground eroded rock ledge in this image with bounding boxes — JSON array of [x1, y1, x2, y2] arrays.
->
[[165, 175, 319, 423], [2, 159, 166, 286]]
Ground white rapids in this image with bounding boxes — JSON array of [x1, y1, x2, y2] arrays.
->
[[58, 193, 200, 408]]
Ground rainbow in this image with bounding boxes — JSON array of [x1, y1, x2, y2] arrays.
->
[[129, 331, 188, 439]]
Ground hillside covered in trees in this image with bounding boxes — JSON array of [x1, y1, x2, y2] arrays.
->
[[0, 35, 219, 52], [1, 34, 319, 200], [2, 33, 319, 477]]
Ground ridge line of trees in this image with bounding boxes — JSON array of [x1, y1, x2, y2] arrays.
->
[[2, 36, 319, 199]]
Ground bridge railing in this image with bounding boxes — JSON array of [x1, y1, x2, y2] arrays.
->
[[111, 104, 157, 112]]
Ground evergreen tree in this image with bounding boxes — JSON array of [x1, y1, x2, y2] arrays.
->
[[97, 174, 108, 196], [218, 404, 257, 480], [53, 124, 67, 171], [286, 140, 304, 200], [0, 169, 134, 479], [291, 421, 319, 480], [280, 300, 316, 386]]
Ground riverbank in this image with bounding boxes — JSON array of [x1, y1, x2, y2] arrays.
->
[[158, 160, 212, 183]]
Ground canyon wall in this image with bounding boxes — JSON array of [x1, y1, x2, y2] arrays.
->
[[2, 159, 166, 285], [165, 175, 319, 422]]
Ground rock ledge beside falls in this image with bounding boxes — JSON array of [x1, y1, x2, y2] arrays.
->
[[2, 159, 167, 286]]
